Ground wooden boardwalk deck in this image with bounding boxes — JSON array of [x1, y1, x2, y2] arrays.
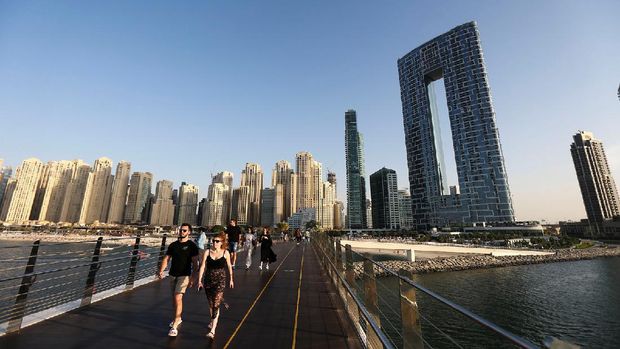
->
[[0, 242, 361, 349]]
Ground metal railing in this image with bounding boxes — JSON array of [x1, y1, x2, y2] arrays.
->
[[0, 234, 172, 336], [311, 232, 542, 349]]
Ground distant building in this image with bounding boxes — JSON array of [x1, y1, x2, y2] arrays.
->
[[0, 165, 13, 209], [366, 199, 372, 229], [570, 131, 620, 235], [203, 183, 228, 227], [272, 161, 297, 221], [80, 157, 114, 224], [1, 158, 44, 223], [150, 180, 174, 226], [124, 172, 153, 225], [345, 110, 368, 229], [398, 189, 414, 230], [288, 208, 316, 230], [176, 182, 199, 226], [370, 168, 400, 229], [107, 161, 131, 224], [212, 171, 234, 223], [232, 186, 250, 225], [241, 163, 263, 226]]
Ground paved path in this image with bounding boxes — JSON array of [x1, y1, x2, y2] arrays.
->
[[0, 242, 360, 349]]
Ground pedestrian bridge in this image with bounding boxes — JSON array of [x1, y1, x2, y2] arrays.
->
[[0, 234, 557, 348]]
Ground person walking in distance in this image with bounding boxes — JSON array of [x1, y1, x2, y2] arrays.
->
[[158, 223, 199, 337], [197, 231, 234, 339], [226, 219, 241, 269], [259, 227, 277, 270], [244, 226, 256, 270]]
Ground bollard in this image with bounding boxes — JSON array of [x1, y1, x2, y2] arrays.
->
[[363, 259, 383, 348], [125, 236, 142, 290], [399, 269, 424, 349], [7, 240, 41, 333], [81, 237, 103, 307]]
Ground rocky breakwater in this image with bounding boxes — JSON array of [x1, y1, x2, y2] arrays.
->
[[353, 246, 620, 278]]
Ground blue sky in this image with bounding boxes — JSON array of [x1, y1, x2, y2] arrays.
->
[[1, 1, 618, 223]]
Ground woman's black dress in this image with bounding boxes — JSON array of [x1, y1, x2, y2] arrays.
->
[[204, 250, 227, 310], [260, 235, 277, 263]]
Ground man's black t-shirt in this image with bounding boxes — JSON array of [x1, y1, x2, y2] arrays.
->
[[166, 240, 199, 277], [226, 225, 241, 242]]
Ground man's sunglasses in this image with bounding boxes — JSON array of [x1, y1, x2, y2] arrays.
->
[[180, 229, 188, 232]]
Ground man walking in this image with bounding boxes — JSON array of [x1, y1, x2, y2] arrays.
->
[[226, 218, 242, 269], [158, 223, 199, 337]]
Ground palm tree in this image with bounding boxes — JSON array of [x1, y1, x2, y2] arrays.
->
[[276, 221, 289, 233]]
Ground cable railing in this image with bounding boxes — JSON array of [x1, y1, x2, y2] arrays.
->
[[311, 232, 544, 349], [0, 234, 172, 335]]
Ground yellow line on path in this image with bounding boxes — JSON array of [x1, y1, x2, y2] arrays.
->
[[291, 246, 305, 349], [223, 244, 296, 349]]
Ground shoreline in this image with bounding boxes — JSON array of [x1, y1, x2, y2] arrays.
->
[[355, 246, 620, 277]]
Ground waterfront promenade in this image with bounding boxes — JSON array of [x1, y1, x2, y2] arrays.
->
[[0, 241, 360, 349]]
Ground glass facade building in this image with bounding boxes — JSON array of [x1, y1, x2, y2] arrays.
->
[[369, 167, 400, 229], [397, 22, 514, 229], [345, 109, 367, 229]]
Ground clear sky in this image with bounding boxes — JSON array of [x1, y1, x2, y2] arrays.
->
[[1, 1, 618, 223]]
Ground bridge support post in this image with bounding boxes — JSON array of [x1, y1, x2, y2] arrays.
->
[[156, 234, 168, 274], [125, 236, 141, 290], [7, 240, 40, 334], [344, 244, 361, 335], [363, 259, 383, 348], [399, 268, 424, 349], [81, 237, 103, 307]]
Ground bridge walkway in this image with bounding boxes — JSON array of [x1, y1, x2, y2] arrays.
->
[[0, 241, 360, 349]]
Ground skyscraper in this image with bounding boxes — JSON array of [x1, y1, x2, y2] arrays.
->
[[2, 158, 44, 223], [260, 187, 284, 227], [59, 160, 91, 223], [296, 152, 322, 212], [397, 21, 514, 229], [571, 131, 620, 234], [370, 168, 400, 229], [176, 182, 199, 225], [150, 179, 175, 226], [80, 157, 114, 224], [232, 186, 250, 225], [203, 182, 228, 227], [272, 160, 297, 221], [212, 171, 234, 222], [241, 163, 263, 226], [108, 161, 131, 224], [345, 110, 368, 229], [38, 160, 75, 222], [0, 165, 13, 209], [124, 172, 153, 224], [30, 161, 53, 220]]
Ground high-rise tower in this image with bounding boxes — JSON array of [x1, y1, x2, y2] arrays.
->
[[345, 110, 367, 229], [370, 168, 400, 229], [571, 131, 620, 235], [397, 22, 514, 229], [241, 163, 263, 226], [107, 161, 131, 224]]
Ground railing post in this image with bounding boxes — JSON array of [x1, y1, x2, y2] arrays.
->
[[363, 259, 383, 348], [7, 240, 41, 333], [125, 236, 141, 290], [156, 234, 168, 274], [399, 268, 424, 349], [335, 239, 344, 274], [81, 237, 103, 307], [344, 244, 361, 331]]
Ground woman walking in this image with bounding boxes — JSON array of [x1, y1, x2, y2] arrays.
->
[[197, 232, 234, 339], [259, 227, 277, 270]]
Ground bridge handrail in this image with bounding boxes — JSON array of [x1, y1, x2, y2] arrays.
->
[[312, 233, 396, 349], [314, 233, 541, 349]]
